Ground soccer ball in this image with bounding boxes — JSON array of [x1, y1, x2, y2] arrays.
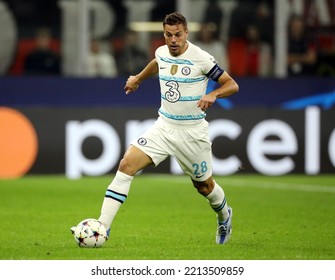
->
[[73, 218, 107, 248]]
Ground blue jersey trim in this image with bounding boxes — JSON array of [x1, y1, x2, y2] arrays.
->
[[161, 93, 202, 101], [159, 56, 193, 65], [159, 75, 206, 83], [158, 108, 206, 120]]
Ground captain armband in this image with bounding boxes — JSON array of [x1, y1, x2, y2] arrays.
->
[[206, 64, 224, 82]]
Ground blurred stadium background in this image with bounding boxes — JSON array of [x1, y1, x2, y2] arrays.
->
[[0, 0, 335, 179]]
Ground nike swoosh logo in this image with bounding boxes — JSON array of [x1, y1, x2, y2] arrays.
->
[[159, 67, 167, 69], [195, 174, 205, 178]]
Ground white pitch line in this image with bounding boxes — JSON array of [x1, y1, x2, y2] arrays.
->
[[146, 175, 335, 194], [225, 179, 335, 194]]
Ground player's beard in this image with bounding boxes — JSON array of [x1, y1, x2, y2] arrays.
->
[[169, 42, 188, 56], [169, 45, 180, 56]]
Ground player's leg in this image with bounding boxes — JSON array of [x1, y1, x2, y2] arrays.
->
[[99, 120, 170, 236], [172, 121, 230, 223], [192, 177, 233, 244], [192, 177, 229, 223], [172, 121, 232, 244], [98, 145, 153, 232]]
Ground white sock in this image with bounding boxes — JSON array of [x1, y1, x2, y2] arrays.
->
[[98, 171, 133, 229], [206, 182, 229, 223]]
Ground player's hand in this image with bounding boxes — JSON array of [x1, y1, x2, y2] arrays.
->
[[124, 75, 140, 94], [197, 94, 216, 111]]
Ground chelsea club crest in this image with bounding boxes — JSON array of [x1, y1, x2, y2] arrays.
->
[[181, 66, 191, 76]]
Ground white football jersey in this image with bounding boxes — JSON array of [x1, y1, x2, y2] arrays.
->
[[155, 41, 224, 125]]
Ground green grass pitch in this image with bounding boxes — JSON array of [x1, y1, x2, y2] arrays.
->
[[0, 174, 334, 260]]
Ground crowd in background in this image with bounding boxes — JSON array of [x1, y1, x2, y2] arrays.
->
[[2, 0, 335, 78]]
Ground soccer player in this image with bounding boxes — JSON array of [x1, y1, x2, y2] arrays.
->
[[98, 12, 238, 244]]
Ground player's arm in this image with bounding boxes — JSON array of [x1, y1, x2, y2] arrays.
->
[[197, 71, 239, 110], [124, 59, 159, 94], [211, 71, 239, 98]]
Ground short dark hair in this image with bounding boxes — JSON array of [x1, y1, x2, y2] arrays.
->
[[163, 12, 187, 29]]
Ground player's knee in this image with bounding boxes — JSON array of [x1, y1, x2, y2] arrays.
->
[[118, 157, 137, 176], [192, 178, 215, 196], [196, 185, 209, 196]]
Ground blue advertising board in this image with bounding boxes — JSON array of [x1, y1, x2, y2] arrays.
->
[[1, 77, 335, 109]]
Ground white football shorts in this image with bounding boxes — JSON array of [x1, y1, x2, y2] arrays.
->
[[131, 117, 213, 181]]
